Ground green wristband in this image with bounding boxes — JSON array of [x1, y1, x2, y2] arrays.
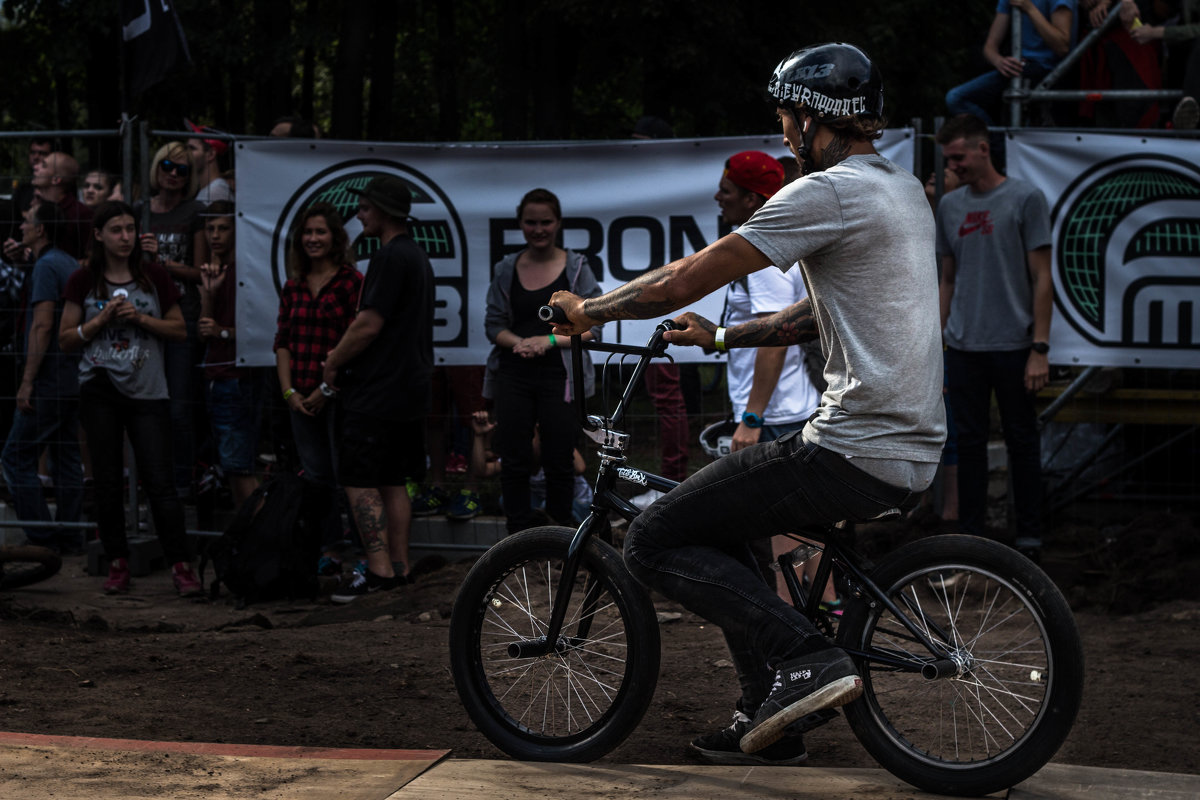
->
[[548, 333, 557, 347]]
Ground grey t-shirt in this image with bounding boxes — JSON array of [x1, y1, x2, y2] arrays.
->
[[65, 264, 180, 400], [935, 177, 1051, 351], [734, 154, 946, 467]]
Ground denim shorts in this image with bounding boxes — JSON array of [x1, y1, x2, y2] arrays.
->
[[207, 377, 261, 474]]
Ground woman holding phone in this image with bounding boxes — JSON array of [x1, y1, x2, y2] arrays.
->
[[59, 200, 201, 597]]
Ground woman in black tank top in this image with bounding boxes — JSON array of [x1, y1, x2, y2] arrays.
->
[[487, 189, 599, 534]]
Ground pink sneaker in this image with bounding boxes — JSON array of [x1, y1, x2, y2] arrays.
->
[[103, 558, 131, 594], [172, 562, 204, 597]]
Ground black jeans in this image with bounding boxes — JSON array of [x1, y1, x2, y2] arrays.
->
[[624, 432, 915, 713], [945, 347, 1043, 548], [79, 373, 189, 564], [493, 367, 578, 534]]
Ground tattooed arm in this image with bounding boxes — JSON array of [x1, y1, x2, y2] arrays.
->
[[548, 234, 770, 335], [663, 298, 819, 350]]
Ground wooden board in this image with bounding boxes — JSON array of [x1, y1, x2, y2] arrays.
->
[[0, 732, 448, 800]]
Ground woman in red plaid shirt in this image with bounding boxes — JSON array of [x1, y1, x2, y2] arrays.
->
[[274, 203, 363, 560]]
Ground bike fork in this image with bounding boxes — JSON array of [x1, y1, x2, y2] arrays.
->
[[505, 514, 604, 659]]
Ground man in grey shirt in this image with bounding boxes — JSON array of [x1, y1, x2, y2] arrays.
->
[[935, 113, 1052, 560], [549, 44, 945, 765]]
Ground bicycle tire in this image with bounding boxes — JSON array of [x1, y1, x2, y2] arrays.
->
[[837, 534, 1083, 797], [449, 525, 661, 762], [0, 545, 63, 591]]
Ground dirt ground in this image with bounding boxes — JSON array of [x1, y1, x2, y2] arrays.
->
[[1, 509, 1198, 783]]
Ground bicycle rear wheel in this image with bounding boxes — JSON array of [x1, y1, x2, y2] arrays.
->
[[449, 525, 661, 762], [0, 545, 63, 590], [838, 535, 1083, 797]]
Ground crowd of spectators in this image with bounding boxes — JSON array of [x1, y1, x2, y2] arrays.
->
[[0, 6, 1192, 600]]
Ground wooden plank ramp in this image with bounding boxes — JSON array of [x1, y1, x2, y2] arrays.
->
[[399, 759, 1200, 800], [0, 732, 448, 800], [396, 760, 995, 799]]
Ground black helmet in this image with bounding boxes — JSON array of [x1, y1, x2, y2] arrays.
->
[[768, 43, 884, 122]]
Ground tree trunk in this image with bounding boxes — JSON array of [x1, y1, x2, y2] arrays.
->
[[332, 2, 373, 139], [367, 1, 400, 141], [498, 2, 527, 139], [300, 0, 318, 121], [253, 0, 295, 135], [434, 0, 460, 141]]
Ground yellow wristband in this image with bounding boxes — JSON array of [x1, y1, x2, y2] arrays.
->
[[548, 333, 557, 347], [714, 327, 727, 352], [283, 388, 296, 401]]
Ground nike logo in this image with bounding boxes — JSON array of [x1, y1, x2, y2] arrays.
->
[[958, 211, 994, 237]]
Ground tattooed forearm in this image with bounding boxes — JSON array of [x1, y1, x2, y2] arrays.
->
[[726, 298, 818, 347], [583, 266, 680, 321], [352, 492, 388, 554]]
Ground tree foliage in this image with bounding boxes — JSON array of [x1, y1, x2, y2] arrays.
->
[[1, 0, 996, 152]]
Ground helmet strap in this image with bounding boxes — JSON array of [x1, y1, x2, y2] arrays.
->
[[791, 108, 819, 176]]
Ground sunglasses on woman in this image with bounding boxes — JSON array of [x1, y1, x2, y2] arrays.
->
[[160, 159, 191, 176]]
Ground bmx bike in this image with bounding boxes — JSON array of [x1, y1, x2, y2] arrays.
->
[[449, 317, 1083, 797]]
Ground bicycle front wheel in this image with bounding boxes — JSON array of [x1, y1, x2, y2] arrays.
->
[[0, 545, 62, 591], [449, 526, 661, 762], [838, 535, 1083, 797]]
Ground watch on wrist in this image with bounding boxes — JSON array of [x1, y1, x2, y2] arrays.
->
[[1031, 341, 1050, 355], [741, 411, 764, 429]]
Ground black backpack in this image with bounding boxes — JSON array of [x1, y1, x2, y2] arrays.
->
[[201, 472, 320, 607]]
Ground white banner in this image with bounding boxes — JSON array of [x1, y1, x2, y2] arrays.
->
[[235, 131, 915, 367], [1008, 130, 1200, 369]]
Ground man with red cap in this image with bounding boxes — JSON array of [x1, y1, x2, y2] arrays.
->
[[713, 151, 818, 457], [185, 119, 234, 205]]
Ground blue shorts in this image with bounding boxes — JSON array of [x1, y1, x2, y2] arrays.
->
[[207, 377, 261, 474]]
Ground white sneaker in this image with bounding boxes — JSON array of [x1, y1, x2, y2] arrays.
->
[[630, 488, 665, 510], [1174, 96, 1199, 130]]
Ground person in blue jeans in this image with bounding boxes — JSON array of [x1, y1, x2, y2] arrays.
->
[[1, 201, 83, 552], [550, 44, 945, 766], [198, 201, 261, 508], [945, 0, 1076, 124]]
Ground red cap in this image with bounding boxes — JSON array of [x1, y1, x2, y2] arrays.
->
[[724, 151, 785, 198], [184, 118, 229, 156]]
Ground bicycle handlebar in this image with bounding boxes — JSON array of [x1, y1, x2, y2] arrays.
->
[[538, 305, 567, 324], [538, 304, 678, 434]]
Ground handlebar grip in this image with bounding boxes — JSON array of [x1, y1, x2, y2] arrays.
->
[[538, 305, 567, 324]]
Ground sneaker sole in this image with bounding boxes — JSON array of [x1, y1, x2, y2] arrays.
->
[[740, 675, 863, 753], [687, 741, 808, 767]]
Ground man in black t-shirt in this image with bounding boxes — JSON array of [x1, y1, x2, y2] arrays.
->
[[323, 176, 434, 602]]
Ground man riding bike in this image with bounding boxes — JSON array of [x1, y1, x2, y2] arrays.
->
[[548, 42, 946, 764]]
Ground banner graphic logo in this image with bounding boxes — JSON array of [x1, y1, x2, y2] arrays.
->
[[1051, 154, 1200, 350], [270, 159, 468, 346]]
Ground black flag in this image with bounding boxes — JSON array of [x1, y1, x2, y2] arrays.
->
[[121, 0, 193, 97]]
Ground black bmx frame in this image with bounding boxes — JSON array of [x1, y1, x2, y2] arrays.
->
[[511, 313, 957, 678]]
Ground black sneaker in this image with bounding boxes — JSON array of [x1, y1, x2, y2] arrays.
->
[[331, 568, 399, 604], [689, 711, 806, 766], [689, 706, 839, 766], [740, 647, 862, 754], [411, 486, 450, 517]]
